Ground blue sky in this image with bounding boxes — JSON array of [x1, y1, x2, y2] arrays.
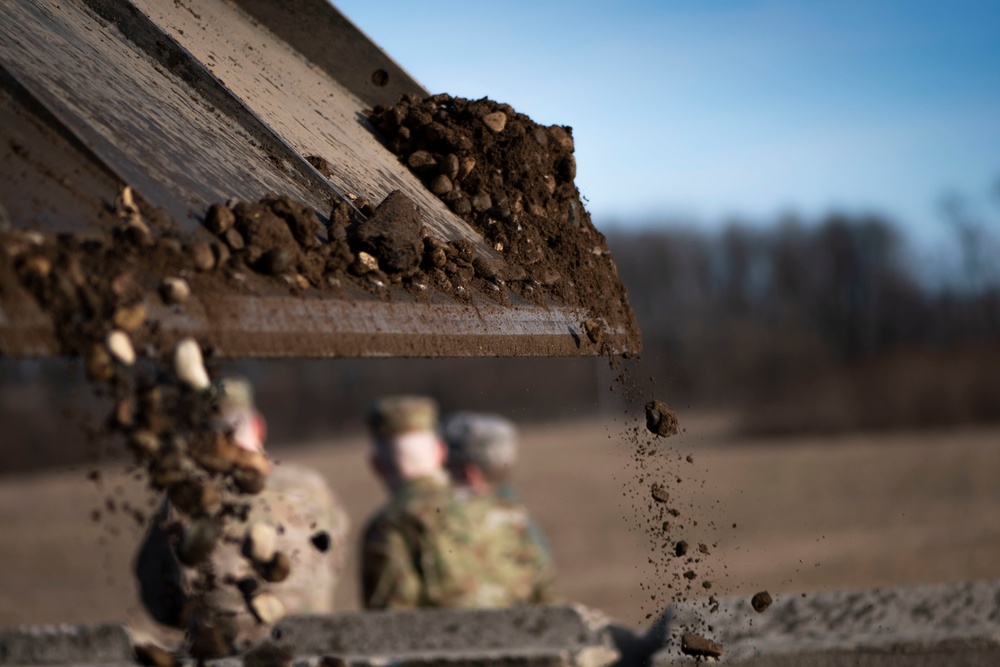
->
[[335, 0, 1000, 247]]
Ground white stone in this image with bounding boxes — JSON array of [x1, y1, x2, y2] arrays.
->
[[106, 330, 135, 366], [244, 522, 277, 565], [174, 338, 211, 390]]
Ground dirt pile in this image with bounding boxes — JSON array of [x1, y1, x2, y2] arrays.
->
[[368, 93, 639, 348]]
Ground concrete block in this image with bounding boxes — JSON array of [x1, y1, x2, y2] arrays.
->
[[646, 580, 1000, 665], [272, 605, 618, 667], [0, 623, 132, 665]]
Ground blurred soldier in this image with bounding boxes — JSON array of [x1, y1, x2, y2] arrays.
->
[[441, 412, 553, 569], [361, 396, 554, 609], [134, 376, 350, 654]]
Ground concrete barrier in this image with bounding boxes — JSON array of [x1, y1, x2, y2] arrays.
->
[[647, 580, 1000, 665]]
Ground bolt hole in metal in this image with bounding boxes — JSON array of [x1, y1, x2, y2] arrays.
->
[[371, 68, 389, 87]]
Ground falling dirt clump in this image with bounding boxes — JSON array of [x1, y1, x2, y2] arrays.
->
[[367, 93, 639, 347], [645, 400, 679, 437], [674, 540, 689, 557], [680, 633, 723, 659], [751, 590, 773, 613], [650, 483, 670, 503]]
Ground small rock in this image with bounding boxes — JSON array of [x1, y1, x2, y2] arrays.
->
[[457, 156, 476, 180], [191, 242, 216, 271], [233, 466, 267, 495], [674, 540, 688, 557], [311, 531, 331, 553], [549, 125, 575, 152], [134, 643, 177, 667], [473, 256, 504, 281], [407, 150, 437, 173], [168, 479, 221, 517], [128, 430, 160, 458], [160, 277, 191, 304], [440, 153, 460, 180], [85, 343, 115, 381], [258, 247, 293, 276], [430, 174, 453, 196], [482, 111, 507, 133], [353, 251, 379, 275], [113, 398, 134, 428], [174, 338, 211, 391], [681, 633, 722, 659], [249, 592, 285, 625], [471, 192, 492, 212], [178, 517, 220, 566], [450, 197, 472, 216], [23, 255, 51, 279], [751, 591, 773, 613], [123, 220, 153, 246], [204, 203, 235, 235], [583, 319, 603, 344], [106, 330, 136, 366], [699, 543, 710, 554], [243, 522, 277, 565], [213, 241, 230, 268], [258, 551, 292, 583], [650, 483, 669, 503], [223, 227, 245, 250], [113, 303, 147, 332], [645, 400, 679, 437]]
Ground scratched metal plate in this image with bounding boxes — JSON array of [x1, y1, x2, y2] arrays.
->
[[0, 0, 640, 359]]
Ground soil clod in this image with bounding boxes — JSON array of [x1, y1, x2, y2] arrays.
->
[[751, 590, 773, 613], [680, 633, 723, 659], [645, 400, 679, 437]]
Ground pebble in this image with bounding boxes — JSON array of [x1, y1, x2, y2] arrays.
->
[[85, 343, 115, 381], [311, 531, 331, 553], [249, 592, 285, 625], [674, 540, 689, 557], [243, 522, 277, 565], [440, 153, 460, 180], [258, 247, 293, 276], [645, 400, 679, 437], [450, 197, 472, 216], [458, 156, 476, 180], [259, 551, 292, 583], [223, 227, 245, 250], [482, 111, 507, 133], [128, 430, 160, 458], [354, 251, 379, 274], [430, 174, 453, 196], [583, 319, 603, 344], [174, 338, 211, 391], [471, 192, 492, 212], [407, 150, 437, 173], [549, 125, 575, 152], [204, 203, 235, 235], [160, 277, 191, 304], [650, 483, 670, 503], [23, 255, 52, 279], [113, 303, 147, 332], [751, 591, 773, 613], [106, 330, 136, 366], [177, 517, 219, 566], [680, 633, 722, 659], [191, 242, 216, 271]]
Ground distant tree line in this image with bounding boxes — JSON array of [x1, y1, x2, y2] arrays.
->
[[3, 213, 999, 471]]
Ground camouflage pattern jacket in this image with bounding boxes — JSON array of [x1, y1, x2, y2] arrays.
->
[[361, 473, 555, 609]]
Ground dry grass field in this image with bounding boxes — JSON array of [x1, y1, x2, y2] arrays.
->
[[1, 412, 999, 636]]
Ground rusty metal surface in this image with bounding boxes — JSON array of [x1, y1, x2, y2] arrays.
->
[[0, 0, 640, 359]]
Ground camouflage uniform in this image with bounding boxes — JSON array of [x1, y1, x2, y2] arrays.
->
[[135, 464, 350, 642], [360, 472, 554, 609]]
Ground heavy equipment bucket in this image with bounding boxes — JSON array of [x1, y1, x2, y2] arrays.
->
[[0, 0, 640, 359]]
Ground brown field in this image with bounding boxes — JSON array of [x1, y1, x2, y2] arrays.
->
[[1, 412, 999, 637]]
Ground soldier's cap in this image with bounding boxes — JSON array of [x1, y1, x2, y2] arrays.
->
[[441, 412, 518, 478], [367, 395, 439, 439], [219, 375, 255, 411]]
